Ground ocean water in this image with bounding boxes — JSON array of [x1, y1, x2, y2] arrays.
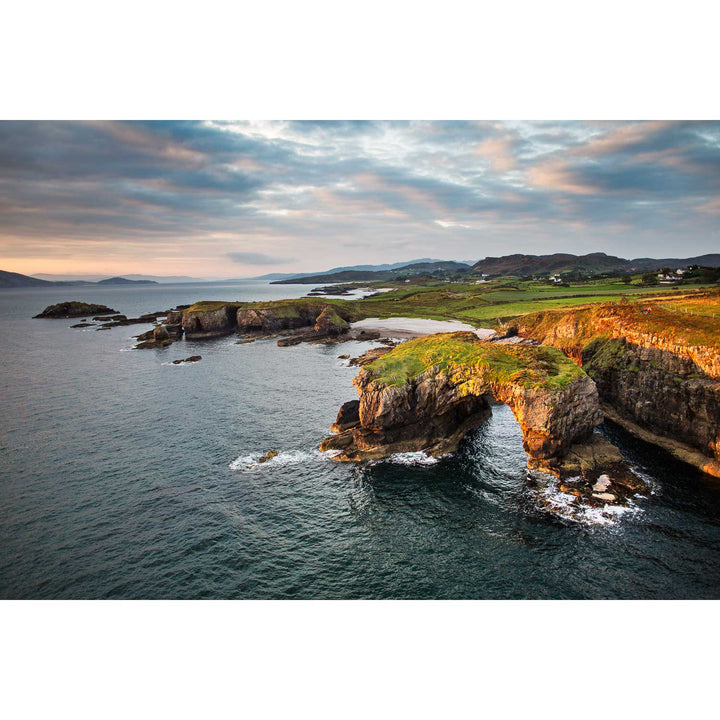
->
[[2, 282, 720, 599]]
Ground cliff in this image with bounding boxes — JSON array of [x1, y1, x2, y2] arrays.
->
[[516, 293, 720, 477], [321, 332, 611, 475], [182, 298, 355, 340]]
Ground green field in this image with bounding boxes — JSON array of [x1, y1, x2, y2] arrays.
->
[[184, 277, 718, 333], [346, 278, 712, 328]]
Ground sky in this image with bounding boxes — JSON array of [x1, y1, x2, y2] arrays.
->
[[1, 120, 719, 278]]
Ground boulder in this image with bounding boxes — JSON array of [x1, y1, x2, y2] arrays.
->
[[257, 449, 279, 464]]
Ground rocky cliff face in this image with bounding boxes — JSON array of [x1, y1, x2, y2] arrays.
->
[[321, 332, 607, 477], [182, 299, 354, 341], [582, 338, 720, 465], [236, 302, 327, 333], [517, 298, 720, 476], [183, 305, 239, 339]]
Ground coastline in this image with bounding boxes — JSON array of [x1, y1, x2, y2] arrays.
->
[[350, 316, 496, 339]]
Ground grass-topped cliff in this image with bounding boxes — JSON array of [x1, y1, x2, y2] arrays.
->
[[363, 332, 585, 390], [185, 297, 356, 318], [183, 280, 718, 333], [517, 291, 720, 361]]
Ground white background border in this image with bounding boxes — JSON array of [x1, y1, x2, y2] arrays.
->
[[3, 1, 719, 717]]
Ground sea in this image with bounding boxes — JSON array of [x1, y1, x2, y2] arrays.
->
[[2, 281, 720, 599]]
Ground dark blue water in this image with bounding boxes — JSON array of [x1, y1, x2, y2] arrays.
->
[[2, 283, 720, 598]]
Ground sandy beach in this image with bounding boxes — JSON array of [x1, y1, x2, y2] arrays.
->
[[351, 316, 496, 339]]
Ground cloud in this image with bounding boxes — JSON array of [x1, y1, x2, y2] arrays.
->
[[227, 251, 296, 265], [1, 119, 720, 276]]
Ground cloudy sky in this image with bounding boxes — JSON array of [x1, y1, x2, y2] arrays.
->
[[1, 120, 718, 278]]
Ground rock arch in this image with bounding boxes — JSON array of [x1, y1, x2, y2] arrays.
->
[[320, 332, 603, 474]]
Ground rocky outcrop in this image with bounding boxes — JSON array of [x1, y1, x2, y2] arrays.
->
[[321, 332, 607, 476], [314, 306, 349, 335], [517, 299, 720, 477], [183, 304, 239, 339], [331, 400, 360, 433], [172, 355, 201, 364], [348, 347, 394, 366], [134, 322, 184, 349], [236, 303, 326, 333], [34, 301, 118, 318], [180, 299, 354, 343], [236, 301, 353, 342]]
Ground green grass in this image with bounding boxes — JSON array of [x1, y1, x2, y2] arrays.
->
[[518, 293, 720, 354], [365, 332, 585, 390], [185, 301, 243, 313], [345, 278, 707, 328], [184, 281, 719, 349]]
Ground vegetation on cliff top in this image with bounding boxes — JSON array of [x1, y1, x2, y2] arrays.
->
[[519, 292, 720, 354], [364, 332, 585, 390], [184, 280, 717, 333], [185, 297, 356, 318]]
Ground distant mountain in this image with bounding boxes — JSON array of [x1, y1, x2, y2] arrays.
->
[[272, 261, 471, 285], [628, 254, 720, 271], [1, 270, 55, 288], [1, 270, 159, 288], [33, 273, 208, 283], [471, 252, 720, 277], [258, 258, 466, 282], [96, 276, 158, 285]]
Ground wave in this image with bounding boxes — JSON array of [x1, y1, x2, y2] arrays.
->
[[372, 451, 441, 466], [229, 448, 340, 471]]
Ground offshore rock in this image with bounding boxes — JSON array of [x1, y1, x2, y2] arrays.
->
[[34, 301, 118, 318], [257, 449, 279, 464]]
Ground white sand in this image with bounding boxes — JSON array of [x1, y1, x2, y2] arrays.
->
[[351, 317, 496, 339]]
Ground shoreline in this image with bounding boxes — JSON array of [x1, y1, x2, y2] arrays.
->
[[350, 316, 496, 340]]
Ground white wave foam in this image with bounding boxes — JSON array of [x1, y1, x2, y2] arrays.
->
[[229, 448, 340, 471], [536, 477, 644, 526], [379, 451, 441, 466]]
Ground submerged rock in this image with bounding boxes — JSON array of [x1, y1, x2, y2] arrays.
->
[[93, 314, 126, 322], [172, 355, 202, 364]]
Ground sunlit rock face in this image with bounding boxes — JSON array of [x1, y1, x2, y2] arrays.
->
[[517, 299, 720, 476], [321, 332, 603, 473]]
